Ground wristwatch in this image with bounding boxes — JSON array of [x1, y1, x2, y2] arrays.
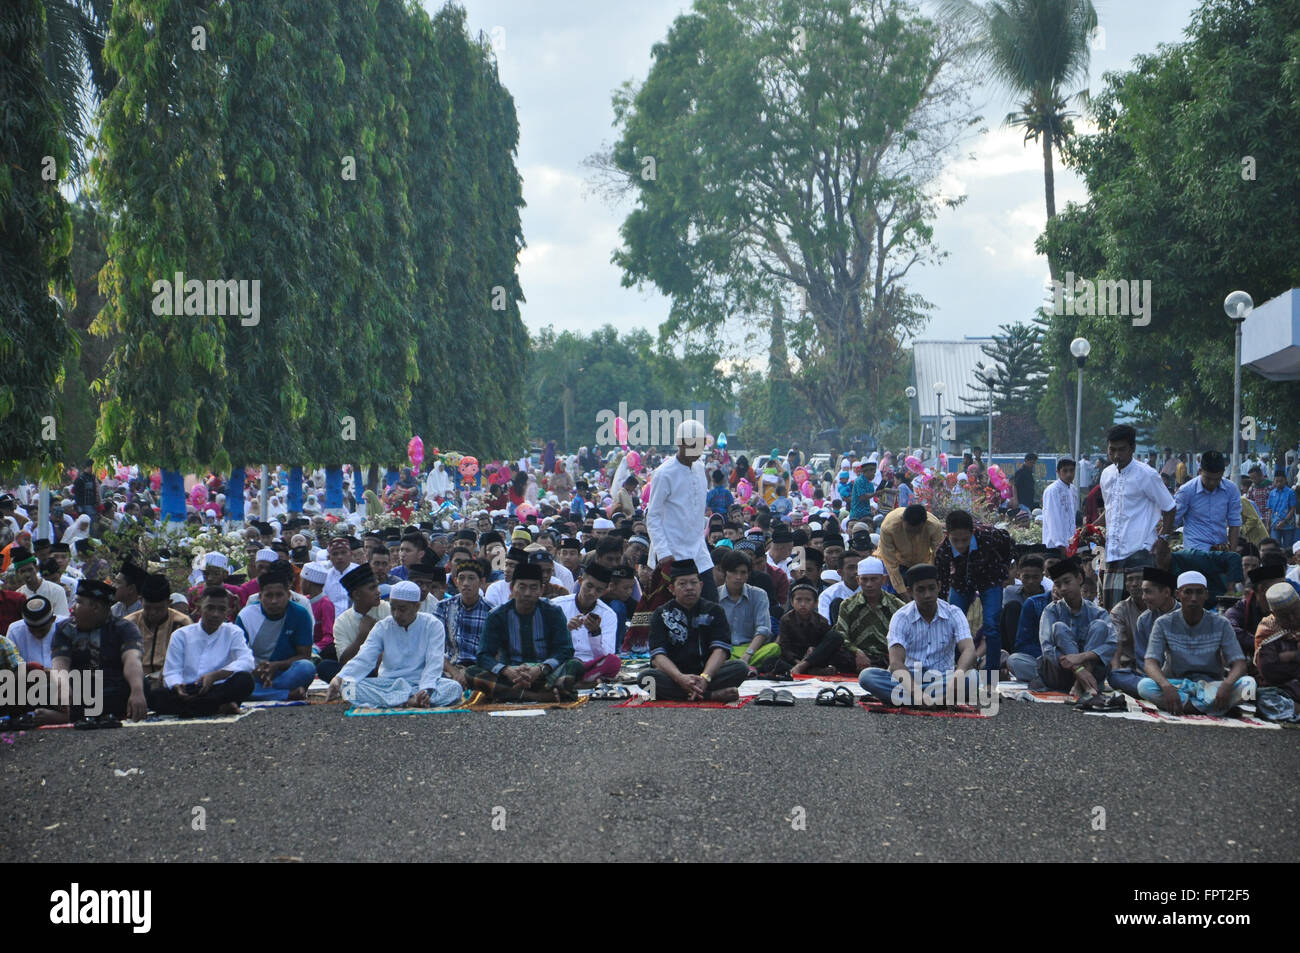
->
[[701, 672, 712, 683]]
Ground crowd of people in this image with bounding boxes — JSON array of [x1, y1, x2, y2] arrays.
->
[[2, 420, 1299, 727]]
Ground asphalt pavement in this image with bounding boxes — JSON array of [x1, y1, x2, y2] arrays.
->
[[2, 699, 1296, 863]]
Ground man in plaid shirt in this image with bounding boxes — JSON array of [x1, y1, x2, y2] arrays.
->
[[1245, 465, 1271, 521], [433, 560, 496, 685]]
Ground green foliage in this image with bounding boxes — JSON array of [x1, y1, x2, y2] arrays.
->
[[525, 325, 734, 448], [963, 321, 1050, 418], [605, 0, 973, 431], [89, 1, 527, 470], [0, 0, 75, 477], [1039, 0, 1300, 447]]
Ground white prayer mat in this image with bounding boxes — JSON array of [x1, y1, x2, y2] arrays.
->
[[123, 708, 262, 728], [740, 678, 867, 699]]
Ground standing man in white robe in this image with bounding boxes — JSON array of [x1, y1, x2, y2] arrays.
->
[[647, 419, 717, 601]]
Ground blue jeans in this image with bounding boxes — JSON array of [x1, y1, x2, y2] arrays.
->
[[859, 666, 985, 707], [249, 658, 317, 701], [947, 587, 1003, 672], [1274, 526, 1297, 549]]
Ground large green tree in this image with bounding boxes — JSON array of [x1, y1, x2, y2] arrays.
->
[[39, 0, 115, 181], [1039, 0, 1300, 447], [601, 0, 974, 431], [0, 0, 75, 474], [93, 0, 230, 470]]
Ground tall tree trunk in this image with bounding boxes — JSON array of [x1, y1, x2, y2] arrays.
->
[[1042, 135, 1059, 282]]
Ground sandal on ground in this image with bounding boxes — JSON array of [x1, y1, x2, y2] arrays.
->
[[754, 688, 778, 706], [1074, 693, 1109, 711], [772, 689, 796, 707], [815, 687, 838, 707], [833, 686, 856, 707]]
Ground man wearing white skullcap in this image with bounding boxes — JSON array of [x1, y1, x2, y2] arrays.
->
[[1140, 570, 1256, 714], [829, 556, 908, 672], [326, 580, 461, 708], [185, 550, 245, 622], [646, 418, 719, 600], [1256, 582, 1300, 700]]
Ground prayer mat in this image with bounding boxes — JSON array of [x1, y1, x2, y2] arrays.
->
[[345, 706, 471, 717], [741, 678, 865, 699], [791, 673, 860, 682], [34, 708, 263, 729], [242, 699, 308, 709], [465, 693, 589, 713], [613, 695, 754, 710], [996, 681, 1074, 703], [857, 699, 988, 719], [1117, 698, 1281, 729]]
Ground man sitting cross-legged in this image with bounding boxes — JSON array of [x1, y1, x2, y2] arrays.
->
[[859, 564, 981, 707], [466, 563, 585, 702], [1007, 557, 1116, 700], [832, 556, 907, 673], [552, 563, 620, 684], [235, 562, 316, 702], [325, 581, 462, 708], [640, 559, 749, 702], [1139, 570, 1256, 715], [1108, 567, 1179, 698], [148, 587, 256, 717], [777, 581, 846, 676], [1256, 582, 1300, 701]]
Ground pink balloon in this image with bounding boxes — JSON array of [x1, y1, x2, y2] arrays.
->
[[987, 464, 1001, 477], [800, 480, 813, 497], [737, 478, 752, 501], [516, 503, 535, 519], [1000, 487, 1011, 500], [626, 450, 641, 471], [904, 455, 922, 472], [615, 417, 628, 446], [939, 452, 949, 469], [793, 467, 808, 486], [641, 482, 652, 504], [408, 436, 424, 476]]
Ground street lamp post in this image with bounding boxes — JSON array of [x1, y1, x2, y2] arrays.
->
[[933, 381, 946, 461], [905, 386, 917, 452], [985, 368, 999, 457], [1224, 291, 1254, 487], [1070, 338, 1091, 505]]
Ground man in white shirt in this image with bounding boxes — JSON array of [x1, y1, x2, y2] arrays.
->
[[818, 550, 863, 624], [552, 564, 620, 682], [7, 595, 66, 670], [148, 587, 256, 716], [1041, 457, 1079, 555], [859, 564, 981, 707], [647, 419, 717, 600], [330, 563, 392, 669], [326, 581, 462, 708], [10, 546, 69, 618], [1098, 425, 1175, 609], [321, 536, 356, 616]]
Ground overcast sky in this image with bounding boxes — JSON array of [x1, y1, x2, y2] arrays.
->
[[450, 0, 1202, 350]]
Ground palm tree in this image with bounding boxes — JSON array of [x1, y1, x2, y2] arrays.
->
[[39, 0, 115, 182], [941, 0, 1098, 279]]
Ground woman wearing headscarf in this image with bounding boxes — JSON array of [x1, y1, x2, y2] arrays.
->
[[730, 455, 755, 491], [551, 460, 574, 501], [62, 514, 92, 545]]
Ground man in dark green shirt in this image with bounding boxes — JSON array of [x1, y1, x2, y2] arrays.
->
[[833, 557, 906, 670]]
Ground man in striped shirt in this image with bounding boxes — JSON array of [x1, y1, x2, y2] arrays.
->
[[859, 564, 979, 707], [432, 560, 496, 685]]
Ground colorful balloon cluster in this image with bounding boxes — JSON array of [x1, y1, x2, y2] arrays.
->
[[986, 464, 1012, 501]]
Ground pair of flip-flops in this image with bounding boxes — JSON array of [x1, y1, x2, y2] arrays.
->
[[74, 714, 122, 730], [754, 688, 796, 706], [815, 686, 856, 707], [590, 684, 633, 700]]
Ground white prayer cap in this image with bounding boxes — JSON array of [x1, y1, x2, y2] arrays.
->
[[1293, 541, 1300, 554], [866, 452, 879, 464], [870, 533, 880, 547], [390, 580, 422, 602], [528, 525, 539, 536], [593, 517, 614, 530], [851, 459, 864, 470], [820, 569, 842, 584], [203, 552, 230, 570], [300, 563, 328, 585], [170, 592, 189, 606], [1267, 582, 1299, 610], [269, 519, 282, 535], [675, 418, 706, 445], [255, 548, 278, 563], [808, 522, 822, 531], [850, 521, 870, 534], [858, 557, 887, 576], [1176, 570, 1208, 589]]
